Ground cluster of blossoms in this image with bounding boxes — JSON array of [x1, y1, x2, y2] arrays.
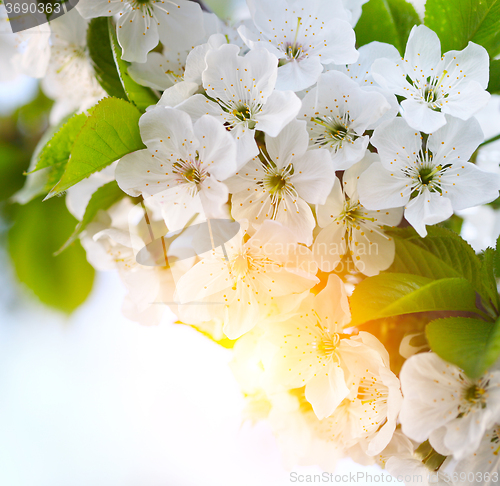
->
[[5, 0, 500, 483]]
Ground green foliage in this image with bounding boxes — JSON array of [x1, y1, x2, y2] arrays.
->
[[350, 274, 478, 325], [108, 18, 158, 111], [495, 235, 500, 277], [8, 197, 95, 314], [426, 316, 500, 378], [488, 59, 500, 94], [355, 0, 421, 54], [31, 113, 87, 192], [386, 226, 488, 300], [424, 0, 500, 56], [87, 18, 128, 100], [47, 97, 145, 197], [57, 181, 126, 254], [479, 247, 500, 312]]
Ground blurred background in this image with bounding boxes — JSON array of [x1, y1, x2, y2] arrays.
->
[[1, 0, 499, 484]]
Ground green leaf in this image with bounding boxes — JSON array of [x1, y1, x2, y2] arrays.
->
[[426, 316, 500, 378], [47, 97, 145, 197], [57, 181, 126, 254], [495, 235, 500, 277], [350, 273, 479, 325], [32, 113, 87, 187], [8, 197, 95, 314], [479, 248, 500, 311], [424, 0, 500, 56], [488, 59, 500, 94], [87, 17, 128, 100], [355, 0, 421, 54], [386, 226, 485, 297], [108, 18, 158, 111]]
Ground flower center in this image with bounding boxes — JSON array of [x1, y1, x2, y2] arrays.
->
[[408, 71, 449, 109], [259, 161, 299, 217], [172, 157, 207, 194], [231, 105, 256, 129], [232, 254, 249, 277], [403, 149, 452, 197], [228, 249, 278, 289], [313, 325, 340, 358], [357, 376, 388, 406], [278, 17, 306, 64], [310, 114, 356, 152], [463, 383, 487, 405], [457, 374, 490, 416], [267, 173, 288, 195], [219, 100, 260, 131]]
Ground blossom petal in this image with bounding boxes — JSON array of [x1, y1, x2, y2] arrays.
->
[[400, 98, 447, 133], [155, 0, 205, 52], [429, 115, 484, 163], [316, 177, 344, 228], [440, 41, 489, 90], [194, 115, 237, 180], [139, 106, 198, 160], [275, 195, 316, 245], [404, 25, 441, 75], [357, 162, 410, 209], [314, 274, 351, 327], [370, 117, 421, 171], [265, 119, 309, 165], [128, 52, 183, 91], [291, 149, 336, 205], [351, 223, 396, 276], [256, 90, 302, 137], [117, 10, 159, 63], [404, 190, 453, 237], [305, 363, 350, 420], [313, 222, 347, 273], [276, 56, 324, 92], [157, 81, 199, 108], [399, 353, 463, 443], [440, 162, 500, 211], [76, 0, 122, 18]]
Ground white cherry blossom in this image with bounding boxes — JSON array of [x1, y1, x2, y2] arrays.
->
[[80, 198, 191, 326], [372, 25, 490, 133], [265, 274, 352, 419], [174, 220, 319, 339], [115, 106, 238, 229], [442, 423, 500, 486], [299, 70, 391, 169], [382, 431, 453, 486], [176, 43, 302, 165], [327, 41, 401, 127], [358, 115, 500, 237], [76, 0, 205, 63], [227, 119, 335, 245], [309, 331, 402, 455], [41, 9, 106, 124], [128, 11, 240, 91], [238, 0, 358, 92], [313, 153, 403, 276], [399, 352, 500, 461]]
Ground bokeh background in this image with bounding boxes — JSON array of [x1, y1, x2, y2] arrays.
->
[[1, 0, 499, 484]]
